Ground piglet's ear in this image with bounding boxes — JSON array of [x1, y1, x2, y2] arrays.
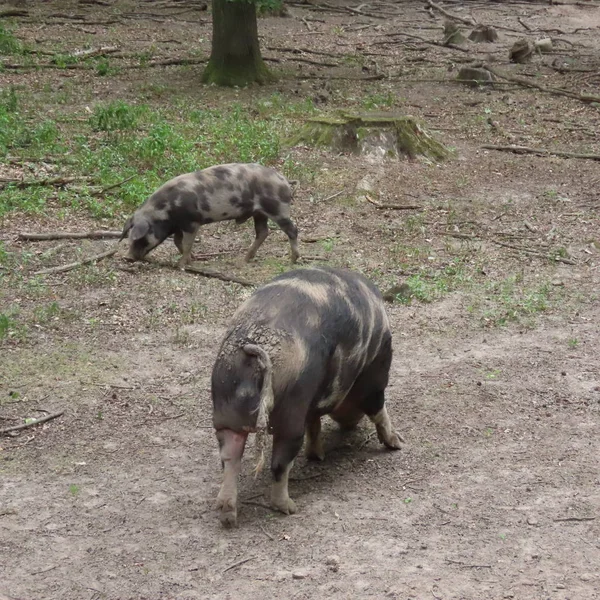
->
[[130, 218, 151, 241], [120, 217, 133, 241]]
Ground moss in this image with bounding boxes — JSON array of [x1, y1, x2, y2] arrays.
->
[[201, 57, 274, 87], [288, 111, 452, 161]]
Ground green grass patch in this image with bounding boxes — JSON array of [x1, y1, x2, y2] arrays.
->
[[0, 90, 316, 219]]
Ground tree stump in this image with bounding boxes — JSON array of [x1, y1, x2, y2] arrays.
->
[[443, 20, 467, 45], [509, 39, 534, 63], [288, 112, 452, 162], [457, 66, 496, 87], [468, 25, 498, 43]]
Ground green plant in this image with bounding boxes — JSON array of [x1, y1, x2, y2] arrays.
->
[[69, 484, 80, 496], [90, 100, 144, 132], [362, 92, 395, 110], [568, 338, 579, 349], [0, 23, 23, 55], [320, 237, 335, 252]]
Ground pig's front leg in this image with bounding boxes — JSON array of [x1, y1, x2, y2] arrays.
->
[[270, 434, 304, 515], [177, 228, 199, 269], [215, 429, 248, 527]]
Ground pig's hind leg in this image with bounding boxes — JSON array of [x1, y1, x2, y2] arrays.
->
[[270, 434, 304, 515], [215, 429, 248, 527]]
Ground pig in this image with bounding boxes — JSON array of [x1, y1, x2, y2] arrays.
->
[[211, 266, 403, 527], [119, 163, 300, 267]]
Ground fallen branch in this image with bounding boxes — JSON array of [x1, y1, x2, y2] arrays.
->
[[0, 411, 64, 436], [554, 516, 596, 522], [484, 65, 600, 105], [0, 9, 28, 17], [366, 196, 422, 210], [265, 56, 338, 68], [34, 247, 119, 275], [427, 0, 476, 26], [482, 144, 600, 162], [160, 263, 255, 287], [70, 45, 120, 59], [18, 231, 122, 241]]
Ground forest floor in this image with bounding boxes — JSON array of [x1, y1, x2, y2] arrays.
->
[[0, 0, 599, 598]]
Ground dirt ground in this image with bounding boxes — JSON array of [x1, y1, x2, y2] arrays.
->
[[1, 1, 600, 599]]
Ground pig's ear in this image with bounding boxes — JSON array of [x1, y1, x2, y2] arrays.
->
[[130, 218, 151, 241], [120, 217, 133, 241], [243, 344, 271, 372]]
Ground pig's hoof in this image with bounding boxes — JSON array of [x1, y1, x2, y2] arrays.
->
[[216, 497, 238, 527], [305, 443, 325, 461], [381, 430, 404, 450], [271, 495, 297, 516]]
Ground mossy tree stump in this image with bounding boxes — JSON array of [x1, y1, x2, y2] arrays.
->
[[288, 112, 452, 162]]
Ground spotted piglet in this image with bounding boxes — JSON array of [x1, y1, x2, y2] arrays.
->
[[120, 163, 300, 267], [211, 266, 403, 527]]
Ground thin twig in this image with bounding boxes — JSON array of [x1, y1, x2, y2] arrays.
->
[[34, 247, 119, 275], [259, 524, 275, 541], [91, 175, 136, 196], [178, 264, 255, 287], [18, 231, 122, 241], [323, 190, 344, 202], [0, 411, 64, 436], [445, 558, 492, 569], [554, 516, 596, 522], [222, 557, 255, 573]]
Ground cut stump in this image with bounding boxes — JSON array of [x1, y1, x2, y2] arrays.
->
[[288, 112, 452, 162]]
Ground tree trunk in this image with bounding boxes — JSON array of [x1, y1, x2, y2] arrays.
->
[[202, 0, 272, 87]]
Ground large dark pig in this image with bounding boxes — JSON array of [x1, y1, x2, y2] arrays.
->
[[120, 163, 300, 267], [211, 266, 403, 527]]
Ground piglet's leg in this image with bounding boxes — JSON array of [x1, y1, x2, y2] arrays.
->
[[244, 214, 269, 263], [215, 429, 247, 527], [270, 434, 303, 515], [177, 228, 199, 268]]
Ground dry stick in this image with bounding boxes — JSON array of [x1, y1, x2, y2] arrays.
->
[[0, 176, 90, 188], [491, 239, 576, 265], [222, 557, 255, 574], [427, 0, 477, 26], [554, 516, 596, 522], [0, 411, 64, 436], [18, 231, 122, 241], [33, 247, 119, 275], [484, 65, 600, 105], [366, 196, 423, 210], [482, 144, 600, 162]]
